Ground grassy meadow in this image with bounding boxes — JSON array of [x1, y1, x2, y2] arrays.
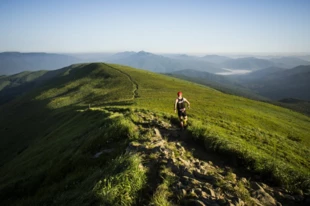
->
[[0, 63, 309, 205]]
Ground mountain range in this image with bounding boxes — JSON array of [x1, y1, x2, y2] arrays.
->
[[200, 55, 232, 64], [106, 51, 224, 73], [105, 52, 310, 72], [235, 65, 310, 100], [1, 51, 310, 76], [168, 65, 310, 102], [166, 69, 269, 101], [1, 51, 310, 105]]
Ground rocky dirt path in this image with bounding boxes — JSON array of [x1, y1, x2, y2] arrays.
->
[[127, 112, 307, 206]]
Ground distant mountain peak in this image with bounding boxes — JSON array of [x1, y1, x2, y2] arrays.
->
[[178, 54, 191, 57], [137, 51, 152, 55], [239, 57, 259, 60], [201, 54, 231, 64]]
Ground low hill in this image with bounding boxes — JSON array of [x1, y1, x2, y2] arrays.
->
[[297, 55, 310, 61], [237, 65, 310, 100], [0, 68, 70, 105], [0, 63, 309, 205], [236, 67, 285, 80], [269, 57, 310, 69], [166, 69, 268, 101], [0, 52, 81, 75], [220, 56, 310, 70], [221, 57, 275, 70]]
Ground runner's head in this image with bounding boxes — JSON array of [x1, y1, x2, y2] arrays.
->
[[177, 91, 182, 97]]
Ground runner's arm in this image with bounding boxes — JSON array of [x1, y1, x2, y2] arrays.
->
[[184, 98, 190, 108], [174, 99, 178, 112]]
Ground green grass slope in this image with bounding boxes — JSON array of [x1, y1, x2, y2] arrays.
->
[[0, 63, 134, 166], [111, 64, 310, 188], [0, 67, 74, 105], [0, 63, 309, 205]]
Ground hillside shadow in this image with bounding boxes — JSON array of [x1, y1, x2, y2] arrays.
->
[[0, 63, 103, 106], [0, 96, 135, 205], [0, 66, 73, 105], [0, 98, 86, 166]]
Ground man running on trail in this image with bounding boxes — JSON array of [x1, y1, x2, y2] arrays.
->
[[174, 91, 190, 130]]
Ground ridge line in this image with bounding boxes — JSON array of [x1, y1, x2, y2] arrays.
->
[[102, 63, 139, 100]]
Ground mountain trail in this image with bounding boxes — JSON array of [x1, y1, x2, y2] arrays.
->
[[103, 63, 139, 99], [125, 111, 307, 206]]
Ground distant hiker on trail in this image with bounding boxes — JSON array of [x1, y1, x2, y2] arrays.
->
[[174, 91, 190, 130]]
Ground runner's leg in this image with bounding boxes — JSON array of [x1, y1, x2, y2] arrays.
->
[[183, 116, 188, 126], [179, 116, 184, 128], [183, 110, 188, 126], [178, 111, 184, 128]]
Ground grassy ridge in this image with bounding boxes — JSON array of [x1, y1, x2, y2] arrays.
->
[[111, 63, 310, 190], [0, 63, 309, 205], [0, 64, 145, 205], [0, 108, 145, 205], [112, 64, 309, 145], [34, 63, 135, 108], [0, 63, 134, 166]]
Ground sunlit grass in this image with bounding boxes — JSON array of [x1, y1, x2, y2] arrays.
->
[[150, 167, 175, 206], [0, 63, 309, 205], [94, 154, 146, 206]]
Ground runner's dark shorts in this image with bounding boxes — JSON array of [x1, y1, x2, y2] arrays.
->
[[178, 110, 187, 118]]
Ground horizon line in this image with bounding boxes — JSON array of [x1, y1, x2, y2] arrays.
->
[[1, 50, 310, 55]]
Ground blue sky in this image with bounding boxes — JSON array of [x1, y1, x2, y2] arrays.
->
[[1, 0, 309, 54]]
